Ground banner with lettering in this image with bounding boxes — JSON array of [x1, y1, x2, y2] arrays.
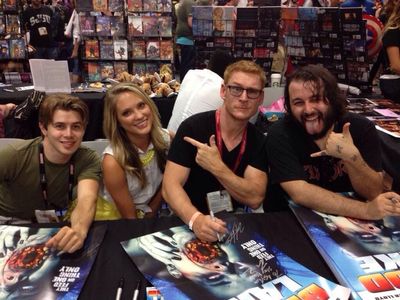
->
[[290, 203, 400, 300], [121, 213, 350, 300], [0, 224, 106, 299]]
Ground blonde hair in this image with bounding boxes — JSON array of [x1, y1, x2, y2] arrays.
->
[[223, 60, 267, 88], [103, 82, 168, 187], [384, 1, 400, 32]]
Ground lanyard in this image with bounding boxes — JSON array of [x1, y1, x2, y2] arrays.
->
[[215, 109, 247, 174], [39, 143, 74, 213]]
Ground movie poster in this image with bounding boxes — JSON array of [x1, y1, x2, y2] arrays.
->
[[121, 213, 350, 300], [0, 224, 105, 299], [291, 203, 400, 300]]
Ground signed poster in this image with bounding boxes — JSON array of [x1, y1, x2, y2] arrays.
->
[[291, 203, 400, 300], [121, 214, 350, 300], [0, 224, 105, 299]]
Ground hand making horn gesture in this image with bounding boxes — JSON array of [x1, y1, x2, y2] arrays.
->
[[311, 122, 359, 161], [184, 135, 222, 172]]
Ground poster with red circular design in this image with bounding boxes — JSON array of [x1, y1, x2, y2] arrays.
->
[[363, 13, 384, 58]]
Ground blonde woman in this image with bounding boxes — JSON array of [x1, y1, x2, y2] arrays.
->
[[380, 1, 400, 102], [102, 83, 172, 219]]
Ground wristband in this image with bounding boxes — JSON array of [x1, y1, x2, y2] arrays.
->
[[188, 212, 202, 231]]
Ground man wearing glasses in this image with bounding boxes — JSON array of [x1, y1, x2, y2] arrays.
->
[[162, 60, 268, 242]]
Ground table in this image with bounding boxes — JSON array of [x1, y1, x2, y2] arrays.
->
[[0, 86, 176, 141], [80, 211, 335, 300]]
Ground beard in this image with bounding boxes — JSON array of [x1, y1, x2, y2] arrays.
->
[[298, 106, 336, 140]]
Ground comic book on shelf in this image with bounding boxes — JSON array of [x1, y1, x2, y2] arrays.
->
[[3, 0, 17, 11], [113, 39, 128, 60], [100, 62, 115, 80], [212, 6, 235, 37], [143, 0, 158, 11], [92, 0, 107, 12], [127, 0, 143, 11], [192, 6, 213, 37], [85, 39, 99, 59], [9, 39, 25, 59], [86, 61, 101, 82], [5, 14, 19, 34], [100, 39, 115, 59], [160, 40, 173, 60], [96, 15, 111, 36], [108, 0, 124, 12], [290, 202, 400, 300], [0, 39, 9, 58], [158, 16, 172, 37], [128, 15, 143, 37], [0, 14, 5, 34], [110, 16, 125, 37], [157, 0, 171, 12], [131, 62, 146, 76], [113, 61, 128, 76], [80, 15, 96, 36], [131, 39, 146, 59], [146, 40, 160, 59], [121, 212, 350, 300], [0, 224, 106, 299], [75, 1, 93, 12], [142, 15, 158, 37]]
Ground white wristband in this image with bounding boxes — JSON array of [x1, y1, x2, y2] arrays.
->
[[188, 212, 202, 231]]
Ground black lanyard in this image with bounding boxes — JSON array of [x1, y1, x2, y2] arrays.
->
[[39, 143, 74, 214]]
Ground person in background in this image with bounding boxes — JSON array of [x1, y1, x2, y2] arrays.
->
[[64, 1, 81, 83], [0, 103, 16, 138], [162, 60, 268, 242], [22, 0, 60, 59], [175, 0, 210, 81], [167, 49, 235, 133], [102, 83, 172, 219], [379, 0, 400, 102], [0, 94, 101, 253], [264, 65, 400, 221]]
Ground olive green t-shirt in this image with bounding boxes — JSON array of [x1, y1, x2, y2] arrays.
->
[[0, 137, 102, 220]]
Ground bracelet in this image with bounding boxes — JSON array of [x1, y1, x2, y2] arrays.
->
[[188, 211, 202, 231]]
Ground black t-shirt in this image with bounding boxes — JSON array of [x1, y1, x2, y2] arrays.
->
[[22, 6, 55, 47], [168, 110, 268, 213], [265, 112, 382, 212], [382, 28, 400, 72]]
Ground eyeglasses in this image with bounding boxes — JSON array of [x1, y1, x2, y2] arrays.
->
[[226, 85, 262, 99]]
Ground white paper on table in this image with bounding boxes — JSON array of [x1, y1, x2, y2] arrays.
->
[[29, 59, 71, 94]]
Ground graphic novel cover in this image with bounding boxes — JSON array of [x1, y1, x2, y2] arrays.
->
[[0, 224, 105, 299], [121, 213, 350, 300], [157, 0, 171, 12], [92, 0, 107, 12], [100, 39, 115, 59], [75, 1, 93, 12], [128, 15, 143, 37], [291, 203, 400, 300], [85, 39, 99, 59], [9, 39, 25, 59], [110, 16, 125, 37], [96, 15, 111, 36], [3, 0, 17, 11], [131, 62, 146, 76], [158, 16, 172, 37], [87, 61, 101, 81], [100, 62, 115, 80], [128, 0, 143, 11], [131, 40, 146, 59], [0, 39, 9, 58], [142, 16, 158, 37], [108, 0, 124, 12], [143, 0, 158, 11], [146, 40, 160, 59], [5, 14, 19, 34], [113, 39, 128, 60], [80, 16, 96, 36], [0, 14, 5, 34], [160, 40, 173, 60], [113, 61, 128, 76]]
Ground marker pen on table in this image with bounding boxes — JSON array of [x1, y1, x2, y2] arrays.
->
[[132, 280, 140, 300], [209, 210, 221, 242], [116, 278, 124, 300]]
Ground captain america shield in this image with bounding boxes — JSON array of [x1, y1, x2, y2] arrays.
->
[[363, 13, 384, 58]]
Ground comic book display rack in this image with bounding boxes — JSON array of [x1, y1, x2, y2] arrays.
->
[[192, 6, 369, 90], [77, 0, 174, 82]]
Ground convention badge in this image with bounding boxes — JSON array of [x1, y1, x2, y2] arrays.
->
[[38, 27, 48, 36], [206, 190, 233, 213], [35, 210, 59, 223]]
